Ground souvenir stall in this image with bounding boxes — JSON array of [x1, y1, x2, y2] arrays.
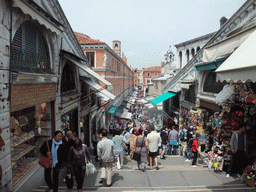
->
[[203, 83, 256, 174], [179, 106, 208, 155]]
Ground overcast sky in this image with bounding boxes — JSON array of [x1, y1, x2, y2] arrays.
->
[[59, 0, 247, 70]]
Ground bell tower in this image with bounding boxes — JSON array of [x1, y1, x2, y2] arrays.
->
[[112, 40, 121, 57]]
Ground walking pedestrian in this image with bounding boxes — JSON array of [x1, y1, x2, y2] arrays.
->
[[185, 127, 193, 162], [191, 133, 202, 167], [226, 125, 247, 178], [97, 129, 116, 187], [112, 128, 127, 170], [62, 130, 75, 183], [92, 129, 100, 162], [40, 131, 65, 192], [147, 124, 161, 170], [168, 126, 179, 155], [129, 129, 137, 160], [133, 128, 149, 171], [68, 138, 91, 192], [160, 128, 168, 159]]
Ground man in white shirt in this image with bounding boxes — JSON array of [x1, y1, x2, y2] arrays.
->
[[147, 124, 161, 170]]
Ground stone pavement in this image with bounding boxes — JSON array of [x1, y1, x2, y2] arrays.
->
[[33, 154, 254, 192]]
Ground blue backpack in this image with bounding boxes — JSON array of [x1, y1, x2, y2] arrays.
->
[[179, 131, 185, 141]]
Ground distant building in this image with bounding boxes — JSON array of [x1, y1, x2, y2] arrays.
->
[[75, 32, 134, 130]]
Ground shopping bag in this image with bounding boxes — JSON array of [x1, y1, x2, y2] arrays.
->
[[65, 167, 73, 189], [86, 162, 97, 176]]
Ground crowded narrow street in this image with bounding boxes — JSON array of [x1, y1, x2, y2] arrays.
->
[[34, 154, 249, 192]]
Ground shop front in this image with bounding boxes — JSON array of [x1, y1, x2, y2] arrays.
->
[[10, 83, 56, 185]]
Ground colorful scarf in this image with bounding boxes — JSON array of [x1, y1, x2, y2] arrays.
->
[[51, 138, 62, 168]]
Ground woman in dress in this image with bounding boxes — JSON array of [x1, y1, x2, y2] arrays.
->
[[129, 129, 137, 160], [68, 138, 91, 192], [112, 128, 127, 170], [40, 131, 65, 192], [133, 128, 149, 172]]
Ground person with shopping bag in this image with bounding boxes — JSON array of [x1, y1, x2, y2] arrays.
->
[[40, 131, 65, 192], [68, 138, 92, 192]]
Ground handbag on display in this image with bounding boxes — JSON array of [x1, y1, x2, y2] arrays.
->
[[65, 167, 73, 189], [39, 140, 52, 169]]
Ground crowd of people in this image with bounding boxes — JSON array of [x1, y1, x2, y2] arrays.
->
[[39, 92, 207, 191]]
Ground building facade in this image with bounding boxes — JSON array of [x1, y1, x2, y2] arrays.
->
[[75, 32, 134, 131], [0, 0, 115, 191]]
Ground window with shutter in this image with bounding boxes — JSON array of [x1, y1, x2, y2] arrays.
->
[[11, 21, 50, 73]]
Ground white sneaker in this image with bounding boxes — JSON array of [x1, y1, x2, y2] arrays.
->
[[226, 174, 230, 178], [185, 159, 191, 162], [192, 165, 197, 167]]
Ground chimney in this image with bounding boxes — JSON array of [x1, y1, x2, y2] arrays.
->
[[122, 52, 127, 63], [220, 17, 228, 27]]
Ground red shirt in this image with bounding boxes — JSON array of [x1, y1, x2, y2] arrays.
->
[[191, 139, 198, 152]]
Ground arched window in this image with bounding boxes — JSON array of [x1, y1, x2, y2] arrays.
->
[[203, 70, 226, 93], [147, 73, 150, 77], [179, 51, 182, 67], [191, 48, 195, 57], [197, 47, 200, 53], [61, 62, 76, 93], [11, 21, 50, 73], [186, 50, 189, 63]]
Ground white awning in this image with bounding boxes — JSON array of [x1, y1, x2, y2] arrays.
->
[[82, 78, 115, 100], [65, 56, 113, 91], [120, 112, 133, 120], [216, 29, 256, 83], [13, 0, 62, 35], [203, 27, 256, 63], [138, 99, 148, 104], [95, 92, 110, 102]]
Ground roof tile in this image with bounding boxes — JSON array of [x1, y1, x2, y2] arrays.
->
[[74, 32, 106, 45]]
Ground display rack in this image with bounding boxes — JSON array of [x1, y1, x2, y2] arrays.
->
[[11, 144, 35, 161], [11, 132, 35, 147]]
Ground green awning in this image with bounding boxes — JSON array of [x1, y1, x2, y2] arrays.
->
[[107, 106, 118, 114], [149, 92, 176, 106], [194, 58, 226, 71]]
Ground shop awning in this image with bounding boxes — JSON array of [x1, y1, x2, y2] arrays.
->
[[107, 106, 118, 114], [203, 27, 256, 63], [120, 112, 133, 120], [82, 78, 115, 100], [96, 92, 110, 102], [216, 29, 256, 83], [137, 99, 148, 104], [149, 91, 176, 106], [65, 56, 113, 91], [194, 58, 226, 71]]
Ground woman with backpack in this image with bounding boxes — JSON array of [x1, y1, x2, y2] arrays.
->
[[185, 127, 194, 162], [68, 138, 91, 192]]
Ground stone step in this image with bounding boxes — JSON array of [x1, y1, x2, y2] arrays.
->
[[32, 183, 251, 192]]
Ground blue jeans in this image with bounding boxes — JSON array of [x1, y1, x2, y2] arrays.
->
[[187, 145, 192, 160], [168, 145, 177, 155]]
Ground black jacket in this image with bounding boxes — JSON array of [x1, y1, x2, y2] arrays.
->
[[40, 139, 66, 169]]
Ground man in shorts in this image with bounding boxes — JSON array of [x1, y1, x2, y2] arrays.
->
[[147, 124, 162, 170]]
